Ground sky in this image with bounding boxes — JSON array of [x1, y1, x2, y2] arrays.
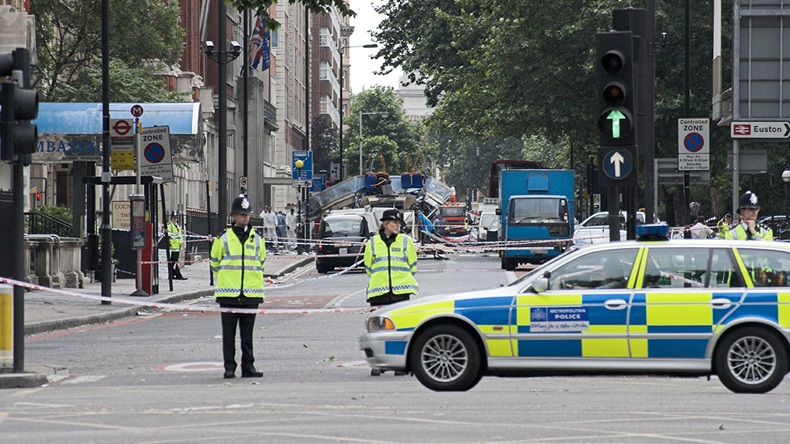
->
[[348, 1, 402, 93]]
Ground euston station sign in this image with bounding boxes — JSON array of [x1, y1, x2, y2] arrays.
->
[[730, 121, 790, 139]]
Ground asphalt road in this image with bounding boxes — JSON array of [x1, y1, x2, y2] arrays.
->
[[3, 254, 790, 443]]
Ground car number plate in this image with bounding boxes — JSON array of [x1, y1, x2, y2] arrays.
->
[[530, 248, 548, 254], [339, 248, 348, 254]]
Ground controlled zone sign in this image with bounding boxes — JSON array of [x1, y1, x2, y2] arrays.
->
[[140, 126, 174, 182], [678, 118, 709, 171], [601, 148, 633, 181]]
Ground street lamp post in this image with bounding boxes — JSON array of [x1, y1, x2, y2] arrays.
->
[[338, 43, 377, 181], [296, 159, 304, 253], [783, 170, 790, 238], [359, 111, 389, 175], [204, 24, 242, 230]]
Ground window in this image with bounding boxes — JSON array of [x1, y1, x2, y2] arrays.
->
[[509, 198, 567, 224], [640, 247, 742, 289], [737, 248, 790, 287], [271, 31, 279, 48], [548, 249, 638, 290]]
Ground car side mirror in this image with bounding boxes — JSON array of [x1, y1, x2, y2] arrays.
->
[[496, 209, 501, 215], [530, 277, 549, 293]]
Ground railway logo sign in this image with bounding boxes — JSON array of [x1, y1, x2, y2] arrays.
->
[[139, 126, 174, 182], [678, 118, 709, 171], [730, 121, 790, 139]]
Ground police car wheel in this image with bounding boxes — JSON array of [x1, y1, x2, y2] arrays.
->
[[715, 327, 788, 394], [409, 324, 482, 392]]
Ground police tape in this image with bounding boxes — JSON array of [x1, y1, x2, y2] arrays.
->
[[0, 276, 376, 316]]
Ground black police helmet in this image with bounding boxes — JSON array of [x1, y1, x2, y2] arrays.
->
[[380, 209, 402, 222], [737, 191, 760, 213], [230, 194, 254, 215], [170, 211, 178, 218]]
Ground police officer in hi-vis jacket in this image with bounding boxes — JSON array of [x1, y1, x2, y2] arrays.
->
[[722, 191, 773, 241], [364, 209, 418, 306], [166, 211, 187, 280], [210, 195, 265, 379]]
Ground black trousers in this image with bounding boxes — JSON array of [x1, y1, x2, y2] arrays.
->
[[220, 312, 256, 372], [168, 250, 184, 279]]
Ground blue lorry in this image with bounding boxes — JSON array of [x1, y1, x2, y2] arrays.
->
[[497, 169, 575, 270]]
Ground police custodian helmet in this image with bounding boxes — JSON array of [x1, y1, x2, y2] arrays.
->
[[230, 194, 253, 215], [738, 191, 760, 212], [380, 209, 402, 222]]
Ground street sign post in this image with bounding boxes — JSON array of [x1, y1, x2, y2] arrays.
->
[[730, 121, 790, 139], [678, 118, 709, 171]]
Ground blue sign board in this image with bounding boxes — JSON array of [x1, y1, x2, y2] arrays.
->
[[311, 174, 327, 192], [291, 150, 313, 181], [601, 149, 633, 180]]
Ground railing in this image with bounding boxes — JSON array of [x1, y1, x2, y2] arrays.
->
[[26, 211, 73, 237]]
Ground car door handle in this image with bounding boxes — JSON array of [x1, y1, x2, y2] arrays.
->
[[604, 299, 628, 310], [710, 298, 732, 309]]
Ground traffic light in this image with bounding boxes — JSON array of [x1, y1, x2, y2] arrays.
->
[[595, 31, 636, 147], [0, 48, 39, 162]]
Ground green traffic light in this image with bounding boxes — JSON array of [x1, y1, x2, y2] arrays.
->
[[607, 109, 625, 138]]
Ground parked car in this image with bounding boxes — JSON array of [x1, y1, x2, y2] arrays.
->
[[315, 209, 378, 274], [573, 211, 646, 244], [360, 225, 790, 393], [470, 211, 499, 242]]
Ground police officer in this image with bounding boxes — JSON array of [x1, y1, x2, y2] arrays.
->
[[210, 195, 266, 379], [723, 191, 773, 241], [364, 209, 418, 306], [716, 213, 733, 239], [166, 211, 187, 280]]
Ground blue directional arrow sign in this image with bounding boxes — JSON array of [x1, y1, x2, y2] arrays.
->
[[291, 150, 313, 181], [601, 149, 634, 180]]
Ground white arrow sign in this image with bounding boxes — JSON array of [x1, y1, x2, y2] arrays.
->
[[730, 121, 790, 139], [610, 151, 624, 177]]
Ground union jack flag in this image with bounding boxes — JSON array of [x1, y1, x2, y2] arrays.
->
[[250, 14, 270, 71]]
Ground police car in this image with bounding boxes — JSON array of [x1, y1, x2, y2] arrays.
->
[[359, 225, 790, 393]]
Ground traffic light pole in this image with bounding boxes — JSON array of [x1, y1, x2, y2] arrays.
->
[[12, 160, 24, 372]]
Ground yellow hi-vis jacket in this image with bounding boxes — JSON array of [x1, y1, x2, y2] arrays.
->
[[721, 222, 773, 241], [167, 221, 183, 252], [364, 233, 418, 300], [210, 227, 266, 300]]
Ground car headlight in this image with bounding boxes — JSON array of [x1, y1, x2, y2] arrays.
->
[[367, 316, 395, 331]]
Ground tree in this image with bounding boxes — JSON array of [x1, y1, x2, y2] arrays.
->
[[227, 0, 354, 31], [310, 115, 337, 176], [374, 0, 786, 224], [346, 86, 426, 176], [32, 0, 185, 102]]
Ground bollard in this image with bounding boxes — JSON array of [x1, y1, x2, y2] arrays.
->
[[0, 284, 11, 369]]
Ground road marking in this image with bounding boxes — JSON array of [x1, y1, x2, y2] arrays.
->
[[61, 375, 106, 385], [162, 362, 224, 372]]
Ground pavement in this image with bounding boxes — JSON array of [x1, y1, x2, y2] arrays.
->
[[0, 252, 314, 388]]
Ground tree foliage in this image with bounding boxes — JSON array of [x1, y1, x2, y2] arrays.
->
[[372, 0, 790, 223], [346, 86, 427, 176], [32, 0, 185, 102], [310, 115, 338, 175], [227, 0, 355, 30]]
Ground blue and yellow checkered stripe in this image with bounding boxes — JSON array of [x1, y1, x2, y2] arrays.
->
[[376, 290, 790, 359], [514, 293, 630, 358]]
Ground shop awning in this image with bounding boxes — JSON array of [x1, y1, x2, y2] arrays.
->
[[32, 102, 202, 163]]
